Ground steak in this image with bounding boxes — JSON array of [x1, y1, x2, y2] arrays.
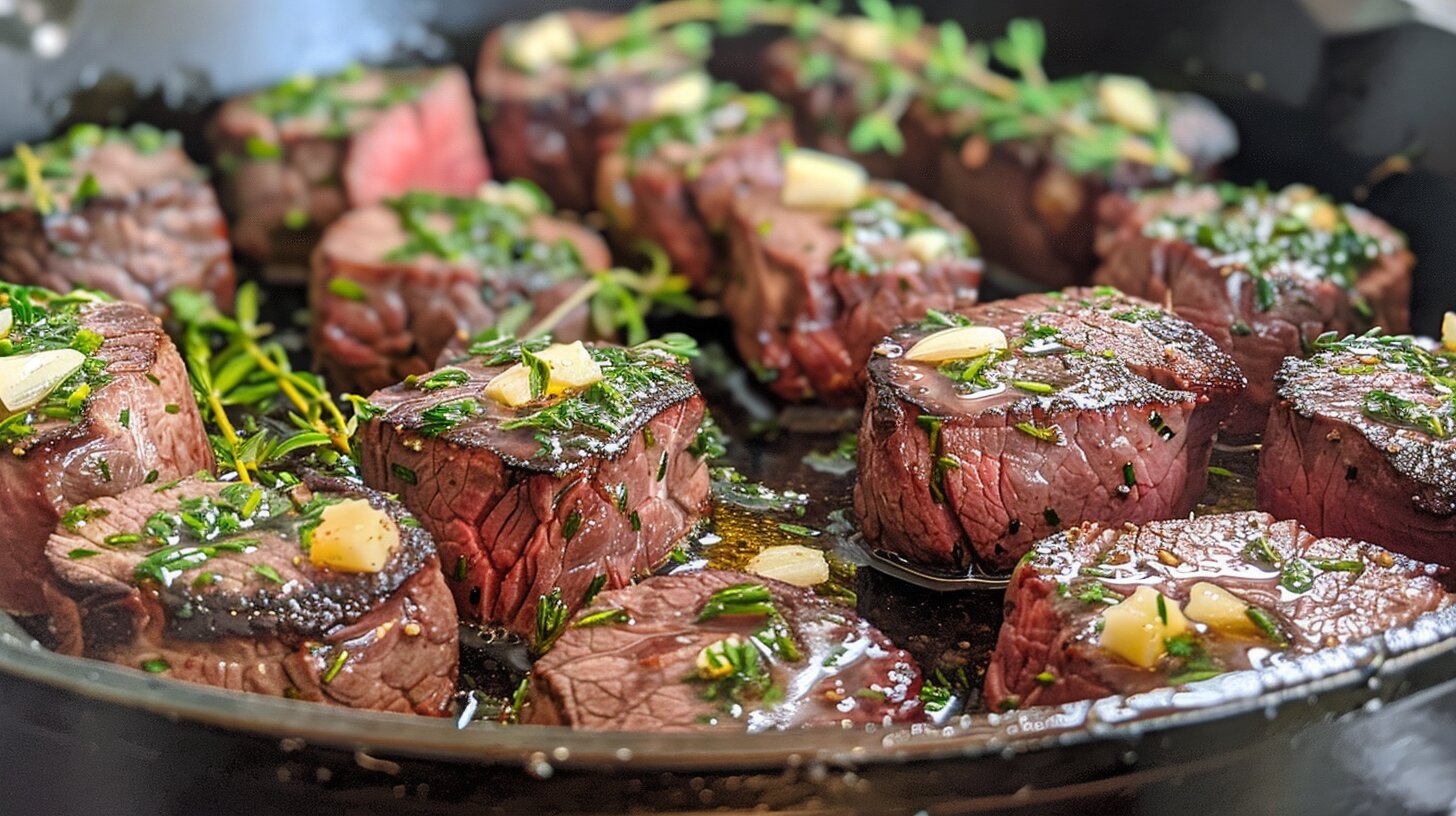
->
[[0, 286, 214, 618], [760, 25, 934, 182], [356, 338, 712, 636], [43, 474, 458, 715], [0, 124, 234, 314], [210, 64, 489, 264], [900, 88, 1235, 290], [522, 570, 925, 731], [1258, 333, 1456, 567], [595, 84, 790, 292], [984, 512, 1450, 712], [1093, 183, 1414, 436], [722, 180, 982, 404], [309, 186, 612, 395], [854, 288, 1244, 573], [759, 20, 1236, 289], [476, 11, 704, 213]]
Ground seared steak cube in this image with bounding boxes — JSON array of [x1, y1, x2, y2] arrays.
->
[[522, 570, 925, 731], [595, 83, 791, 292], [1094, 183, 1414, 436], [723, 166, 981, 404], [44, 475, 459, 715], [0, 285, 214, 617], [0, 124, 234, 313], [477, 10, 707, 213], [1258, 332, 1455, 567], [984, 512, 1449, 712], [211, 64, 489, 263], [356, 338, 712, 635], [854, 288, 1244, 573], [761, 24, 932, 182], [310, 185, 612, 395], [764, 19, 1235, 289]]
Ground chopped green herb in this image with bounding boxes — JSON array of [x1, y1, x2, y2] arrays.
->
[[327, 278, 368, 302]]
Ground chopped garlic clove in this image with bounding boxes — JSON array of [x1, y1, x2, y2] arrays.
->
[[310, 499, 401, 573], [479, 180, 547, 215], [838, 18, 894, 62], [484, 341, 604, 408], [508, 12, 579, 73], [904, 325, 1007, 364], [781, 149, 868, 211], [1099, 585, 1188, 669], [1442, 312, 1455, 352], [1183, 581, 1260, 638], [1097, 75, 1160, 134], [746, 545, 830, 587], [696, 635, 744, 679], [0, 348, 86, 414], [904, 229, 953, 264], [648, 71, 712, 117]]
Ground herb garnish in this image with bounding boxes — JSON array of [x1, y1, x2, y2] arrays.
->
[[0, 284, 114, 449], [3, 124, 177, 213], [1144, 184, 1388, 314]]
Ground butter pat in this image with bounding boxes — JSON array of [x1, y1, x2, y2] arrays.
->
[[1183, 581, 1260, 638], [310, 499, 401, 574], [484, 341, 604, 408], [1099, 586, 1188, 669], [648, 71, 712, 117], [1442, 312, 1455, 352], [1097, 75, 1160, 134], [509, 13, 579, 73], [0, 348, 86, 414], [781, 149, 867, 211], [904, 325, 1007, 364]]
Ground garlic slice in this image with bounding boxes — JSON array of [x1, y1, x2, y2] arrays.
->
[[904, 325, 1007, 364], [695, 635, 744, 679], [0, 348, 86, 414], [648, 71, 712, 118], [508, 12, 579, 73], [746, 545, 830, 587], [904, 229, 952, 264], [1097, 75, 1160, 134], [1442, 311, 1455, 352], [478, 180, 547, 215], [0, 308, 11, 341], [781, 149, 868, 211], [309, 499, 401, 574]]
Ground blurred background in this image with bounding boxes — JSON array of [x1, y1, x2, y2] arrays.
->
[[1, 0, 1454, 332]]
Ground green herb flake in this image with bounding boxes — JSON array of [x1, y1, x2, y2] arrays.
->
[[321, 649, 349, 684], [327, 278, 367, 302], [573, 608, 630, 628]]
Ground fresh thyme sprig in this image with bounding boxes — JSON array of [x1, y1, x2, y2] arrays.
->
[[169, 285, 357, 483], [523, 242, 695, 344], [571, 2, 1187, 175]]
